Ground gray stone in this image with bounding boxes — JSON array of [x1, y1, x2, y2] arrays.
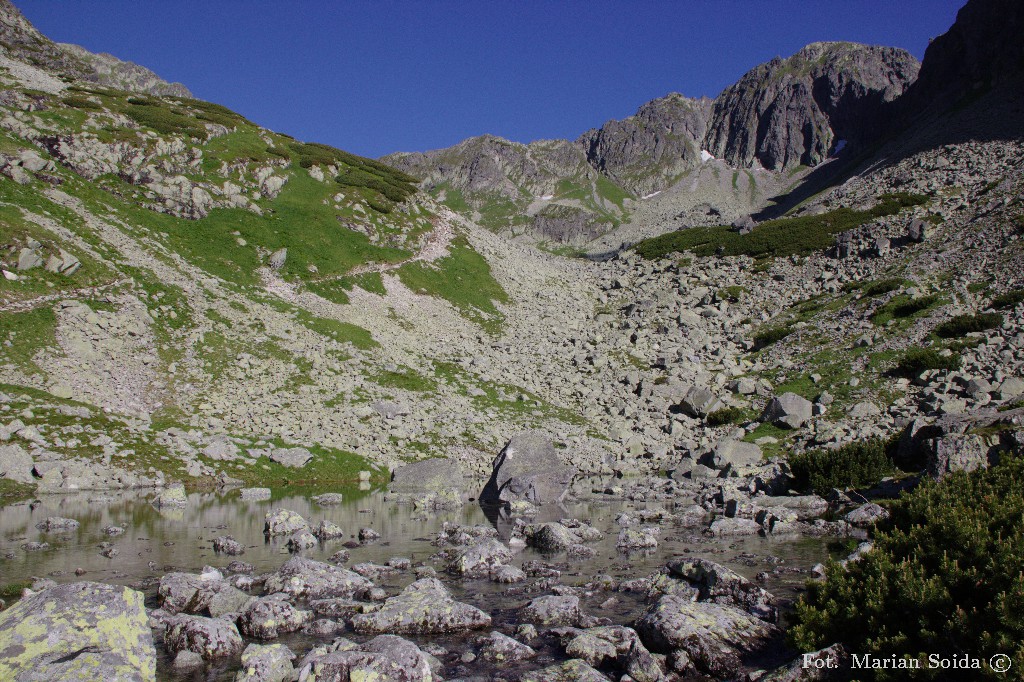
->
[[153, 483, 187, 508], [240, 487, 272, 500], [926, 433, 993, 479], [269, 447, 313, 468], [480, 430, 575, 505], [666, 557, 778, 621], [212, 536, 245, 555], [706, 439, 763, 472], [709, 517, 762, 536], [681, 386, 724, 418], [521, 595, 594, 627], [16, 247, 43, 271], [312, 492, 344, 506], [476, 631, 536, 663], [0, 444, 34, 484], [312, 520, 345, 540], [238, 597, 312, 640], [286, 529, 318, 552], [235, 643, 295, 682], [762, 392, 813, 429], [519, 659, 608, 682], [908, 218, 930, 242], [448, 538, 512, 577], [0, 582, 155, 681], [165, 614, 244, 660], [35, 516, 80, 532], [264, 508, 309, 536], [351, 578, 491, 634], [636, 595, 779, 678], [268, 247, 287, 269], [263, 556, 371, 600], [844, 503, 890, 527]]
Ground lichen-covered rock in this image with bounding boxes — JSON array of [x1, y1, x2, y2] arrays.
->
[[491, 564, 527, 583], [843, 502, 890, 527], [636, 595, 780, 678], [158, 570, 227, 615], [519, 658, 609, 682], [447, 537, 512, 577], [297, 634, 436, 681], [666, 557, 778, 622], [521, 595, 596, 627], [312, 492, 344, 506], [351, 578, 491, 634], [165, 614, 244, 660], [212, 535, 245, 555], [263, 556, 371, 600], [475, 631, 536, 663], [616, 527, 659, 550], [153, 483, 187, 508], [238, 596, 312, 640], [235, 643, 295, 682], [480, 430, 576, 505], [0, 582, 155, 681], [264, 508, 309, 536], [312, 520, 345, 540], [286, 529, 318, 552], [207, 584, 255, 619], [240, 487, 271, 500]]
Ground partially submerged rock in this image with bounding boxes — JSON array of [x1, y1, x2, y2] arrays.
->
[[351, 578, 491, 634], [263, 556, 371, 600], [165, 614, 244, 660], [480, 430, 576, 505], [263, 508, 309, 536]]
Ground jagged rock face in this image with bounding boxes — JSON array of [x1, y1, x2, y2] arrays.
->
[[0, 0, 189, 96], [386, 135, 591, 200], [58, 44, 192, 97], [704, 42, 919, 170], [900, 0, 1024, 117], [578, 93, 713, 195]]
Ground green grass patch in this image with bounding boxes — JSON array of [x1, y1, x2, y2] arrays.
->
[[861, 278, 906, 297], [372, 366, 437, 393], [706, 406, 747, 426], [753, 325, 794, 349], [717, 285, 746, 302], [1, 307, 57, 374], [396, 236, 508, 332], [294, 311, 377, 350], [633, 193, 928, 260]]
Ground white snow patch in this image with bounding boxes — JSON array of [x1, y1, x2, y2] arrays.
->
[[700, 150, 715, 162], [833, 139, 847, 154], [538, 194, 554, 200], [641, 191, 662, 200]]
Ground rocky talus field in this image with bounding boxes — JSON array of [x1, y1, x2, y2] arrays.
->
[[1, 0, 1024, 680]]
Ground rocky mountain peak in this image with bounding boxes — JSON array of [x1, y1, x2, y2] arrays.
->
[[578, 93, 713, 196], [0, 0, 190, 96], [703, 41, 919, 170]]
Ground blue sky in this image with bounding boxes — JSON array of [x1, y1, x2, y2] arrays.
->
[[18, 1, 965, 158]]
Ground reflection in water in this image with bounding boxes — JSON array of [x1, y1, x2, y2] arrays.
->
[[0, 483, 837, 680]]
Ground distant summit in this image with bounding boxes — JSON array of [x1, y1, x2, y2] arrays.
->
[[0, 0, 190, 97]]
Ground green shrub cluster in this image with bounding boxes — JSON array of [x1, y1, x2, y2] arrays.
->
[[896, 347, 961, 375], [871, 294, 940, 325], [992, 289, 1024, 309], [788, 438, 894, 495], [706, 406, 746, 426], [861, 278, 906, 297], [61, 95, 102, 110], [753, 325, 794, 349], [286, 141, 418, 203], [123, 102, 208, 139], [633, 193, 927, 260], [790, 453, 1024, 679], [935, 312, 1003, 338]]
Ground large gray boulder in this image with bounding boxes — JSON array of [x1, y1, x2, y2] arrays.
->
[[263, 508, 309, 536], [705, 439, 763, 473], [447, 538, 512, 578], [299, 635, 436, 682], [238, 597, 312, 640], [666, 557, 778, 622], [351, 578, 491, 634], [0, 582, 156, 681], [681, 386, 724, 418], [165, 615, 244, 660], [636, 594, 780, 678], [762, 393, 813, 429], [480, 431, 575, 505], [263, 556, 371, 600], [925, 433, 994, 479], [391, 457, 463, 493], [0, 443, 35, 484]]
